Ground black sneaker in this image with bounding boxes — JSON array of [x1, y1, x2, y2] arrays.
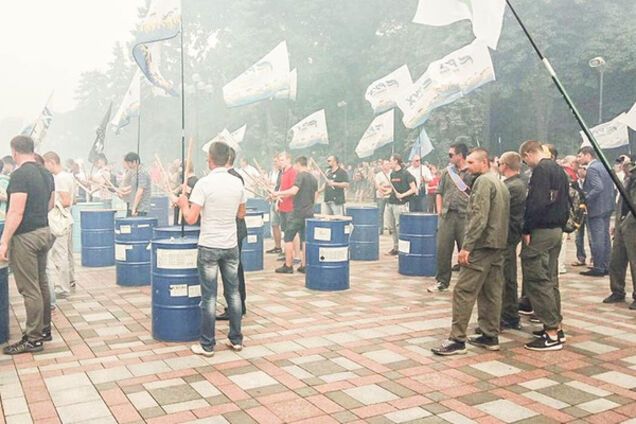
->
[[266, 247, 282, 254], [630, 301, 636, 310], [528, 314, 541, 323], [518, 303, 534, 316], [427, 281, 449, 293], [275, 265, 294, 274], [602, 294, 625, 304], [532, 329, 566, 343], [39, 331, 52, 342], [500, 319, 522, 331], [431, 339, 467, 356], [385, 248, 398, 256], [525, 333, 562, 351], [468, 334, 500, 351], [3, 336, 44, 355], [297, 265, 306, 274]]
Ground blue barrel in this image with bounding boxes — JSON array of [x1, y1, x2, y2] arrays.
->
[[346, 206, 379, 261], [149, 195, 170, 227], [112, 196, 127, 218], [241, 211, 264, 272], [115, 217, 158, 286], [154, 226, 200, 240], [81, 209, 116, 267], [246, 198, 271, 239], [0, 220, 7, 344], [72, 202, 104, 252], [305, 218, 351, 291], [398, 213, 438, 276], [151, 238, 200, 342]]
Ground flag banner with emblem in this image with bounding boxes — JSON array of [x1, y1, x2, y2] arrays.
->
[[581, 113, 630, 149], [273, 68, 298, 101], [397, 40, 495, 128], [231, 124, 247, 144], [111, 70, 141, 133], [288, 109, 329, 150], [201, 129, 241, 153], [409, 127, 434, 160], [132, 0, 180, 96], [355, 109, 395, 158], [23, 97, 54, 148], [223, 41, 290, 107], [618, 101, 636, 131], [89, 103, 113, 163], [365, 65, 413, 115], [413, 0, 506, 50]]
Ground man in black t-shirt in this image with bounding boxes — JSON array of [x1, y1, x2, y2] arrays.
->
[[0, 136, 55, 355], [216, 147, 248, 320], [273, 156, 318, 274], [321, 155, 349, 216], [383, 154, 417, 256]]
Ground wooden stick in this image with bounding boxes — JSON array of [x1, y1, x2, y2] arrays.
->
[[153, 154, 173, 194]]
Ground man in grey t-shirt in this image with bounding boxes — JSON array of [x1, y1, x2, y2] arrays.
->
[[118, 152, 151, 216]]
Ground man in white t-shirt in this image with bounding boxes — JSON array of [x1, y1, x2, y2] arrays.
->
[[43, 151, 75, 301], [407, 155, 433, 212], [374, 160, 392, 235], [171, 142, 247, 357]]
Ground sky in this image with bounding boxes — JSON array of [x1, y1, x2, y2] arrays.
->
[[0, 0, 145, 123]]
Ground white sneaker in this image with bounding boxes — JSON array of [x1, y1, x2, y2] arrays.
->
[[191, 344, 214, 357], [225, 340, 243, 352]]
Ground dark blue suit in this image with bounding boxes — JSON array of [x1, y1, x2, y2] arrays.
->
[[583, 160, 616, 273]]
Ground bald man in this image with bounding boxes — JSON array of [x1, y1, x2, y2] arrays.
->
[[432, 148, 510, 355]]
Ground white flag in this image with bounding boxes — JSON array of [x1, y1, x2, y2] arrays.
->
[[223, 41, 290, 107], [365, 65, 413, 115], [355, 109, 394, 158], [397, 40, 495, 128], [201, 129, 240, 153], [409, 127, 434, 160], [580, 113, 630, 149], [413, 0, 506, 50], [289, 109, 329, 150], [618, 102, 636, 131], [273, 68, 298, 101], [111, 70, 141, 133], [231, 125, 247, 143]]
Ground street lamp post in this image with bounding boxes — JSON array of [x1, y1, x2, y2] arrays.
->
[[337, 100, 348, 166], [589, 56, 606, 124]]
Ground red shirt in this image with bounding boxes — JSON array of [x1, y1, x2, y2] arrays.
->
[[279, 166, 297, 213], [427, 176, 440, 194]]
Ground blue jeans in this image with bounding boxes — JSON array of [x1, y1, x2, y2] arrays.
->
[[197, 245, 243, 349], [575, 220, 587, 263], [588, 212, 612, 273]]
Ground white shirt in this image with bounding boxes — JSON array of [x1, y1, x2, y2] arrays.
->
[[190, 167, 247, 249], [374, 171, 391, 199], [54, 171, 76, 210], [407, 165, 433, 189]]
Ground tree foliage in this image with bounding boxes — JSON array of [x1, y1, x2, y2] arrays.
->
[[47, 0, 636, 166]]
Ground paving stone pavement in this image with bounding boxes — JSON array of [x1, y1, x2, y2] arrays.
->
[[1, 235, 636, 423]]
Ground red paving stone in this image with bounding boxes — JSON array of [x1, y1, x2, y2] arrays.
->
[[1, 236, 635, 423]]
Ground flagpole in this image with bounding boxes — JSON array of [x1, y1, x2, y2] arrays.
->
[[506, 0, 636, 218], [179, 4, 186, 237], [136, 87, 142, 200], [29, 90, 54, 138]]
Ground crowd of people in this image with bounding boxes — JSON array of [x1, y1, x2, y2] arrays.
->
[[1, 132, 634, 358]]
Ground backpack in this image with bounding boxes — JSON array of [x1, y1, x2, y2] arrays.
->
[[563, 182, 586, 233]]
